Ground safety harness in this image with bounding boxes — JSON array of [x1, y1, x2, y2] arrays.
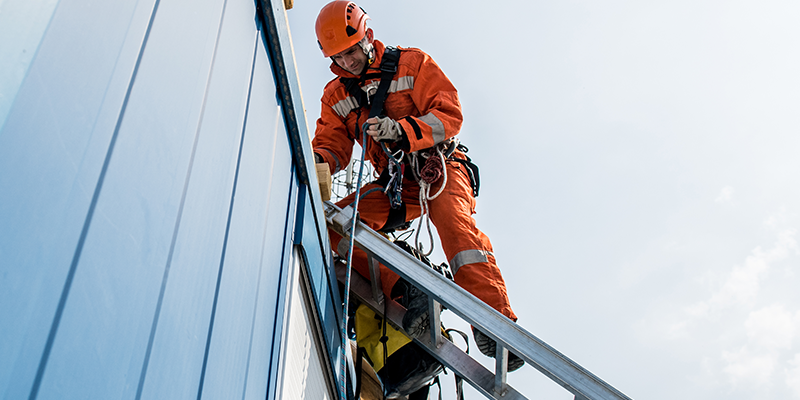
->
[[340, 47, 481, 256]]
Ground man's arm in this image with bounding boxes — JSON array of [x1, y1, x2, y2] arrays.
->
[[395, 51, 463, 153], [312, 94, 356, 175]]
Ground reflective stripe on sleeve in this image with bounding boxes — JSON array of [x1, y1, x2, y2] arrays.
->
[[391, 76, 414, 92], [449, 249, 493, 276], [419, 113, 445, 144], [332, 96, 359, 118]]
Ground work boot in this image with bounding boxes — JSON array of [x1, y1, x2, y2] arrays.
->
[[392, 280, 430, 338], [472, 327, 525, 372]]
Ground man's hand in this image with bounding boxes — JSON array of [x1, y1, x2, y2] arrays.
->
[[365, 116, 403, 142]]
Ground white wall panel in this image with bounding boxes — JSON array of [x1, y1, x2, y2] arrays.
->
[[276, 248, 335, 400]]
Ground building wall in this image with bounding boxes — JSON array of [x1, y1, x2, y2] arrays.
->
[[0, 0, 341, 398]]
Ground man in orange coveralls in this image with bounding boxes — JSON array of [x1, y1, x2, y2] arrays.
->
[[312, 1, 523, 371]]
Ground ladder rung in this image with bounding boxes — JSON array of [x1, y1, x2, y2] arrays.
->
[[495, 345, 509, 396], [366, 253, 383, 305], [429, 298, 442, 349]]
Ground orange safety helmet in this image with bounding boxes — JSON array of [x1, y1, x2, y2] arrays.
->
[[315, 1, 371, 57]]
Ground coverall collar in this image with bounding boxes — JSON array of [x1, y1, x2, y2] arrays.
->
[[330, 40, 387, 79]]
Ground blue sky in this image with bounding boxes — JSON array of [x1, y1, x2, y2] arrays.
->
[[286, 1, 800, 398]]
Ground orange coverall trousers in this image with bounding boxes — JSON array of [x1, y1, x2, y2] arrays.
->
[[331, 156, 517, 322]]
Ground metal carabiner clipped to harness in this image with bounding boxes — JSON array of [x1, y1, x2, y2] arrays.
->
[[361, 120, 405, 210], [381, 142, 404, 210]]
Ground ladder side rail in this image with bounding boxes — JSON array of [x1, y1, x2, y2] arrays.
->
[[325, 202, 632, 400], [350, 219, 626, 400]]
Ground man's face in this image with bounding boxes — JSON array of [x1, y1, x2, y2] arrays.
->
[[332, 43, 368, 75]]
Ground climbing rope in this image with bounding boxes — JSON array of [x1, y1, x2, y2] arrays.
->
[[338, 124, 371, 400], [412, 146, 448, 256], [337, 136, 453, 397]]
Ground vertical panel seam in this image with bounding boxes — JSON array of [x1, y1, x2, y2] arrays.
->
[[28, 0, 163, 398], [240, 103, 284, 400], [134, 0, 232, 396], [195, 29, 259, 400]]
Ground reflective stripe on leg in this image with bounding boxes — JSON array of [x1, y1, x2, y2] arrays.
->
[[449, 249, 493, 276]]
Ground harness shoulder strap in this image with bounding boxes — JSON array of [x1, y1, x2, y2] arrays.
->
[[368, 46, 401, 118]]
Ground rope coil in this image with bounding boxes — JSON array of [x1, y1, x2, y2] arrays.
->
[[412, 146, 448, 256]]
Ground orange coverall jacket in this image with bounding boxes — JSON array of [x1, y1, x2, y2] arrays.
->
[[312, 40, 517, 321], [313, 40, 462, 174]]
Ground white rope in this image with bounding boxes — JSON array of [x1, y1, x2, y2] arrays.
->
[[413, 146, 448, 256], [415, 184, 435, 256]]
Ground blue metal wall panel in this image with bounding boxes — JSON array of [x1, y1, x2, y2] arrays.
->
[[0, 0, 59, 125], [240, 151, 295, 400], [30, 0, 234, 395], [1, 0, 341, 398], [135, 1, 262, 398], [0, 0, 158, 396], [197, 38, 293, 400]]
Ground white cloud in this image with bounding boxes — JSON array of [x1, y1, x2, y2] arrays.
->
[[722, 346, 777, 386], [715, 186, 734, 203], [786, 354, 800, 398], [707, 256, 766, 309], [745, 304, 796, 350], [691, 228, 797, 314], [676, 220, 800, 394], [666, 320, 690, 340], [718, 305, 800, 393], [763, 208, 797, 230], [685, 301, 710, 318]]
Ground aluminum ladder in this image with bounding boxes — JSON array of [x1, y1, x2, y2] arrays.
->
[[325, 201, 633, 400]]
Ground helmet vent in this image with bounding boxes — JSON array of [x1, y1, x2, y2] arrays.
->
[[346, 25, 358, 36]]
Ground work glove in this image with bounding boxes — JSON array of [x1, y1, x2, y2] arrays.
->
[[366, 116, 403, 143]]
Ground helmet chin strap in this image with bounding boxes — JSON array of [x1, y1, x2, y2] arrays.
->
[[360, 40, 375, 66]]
